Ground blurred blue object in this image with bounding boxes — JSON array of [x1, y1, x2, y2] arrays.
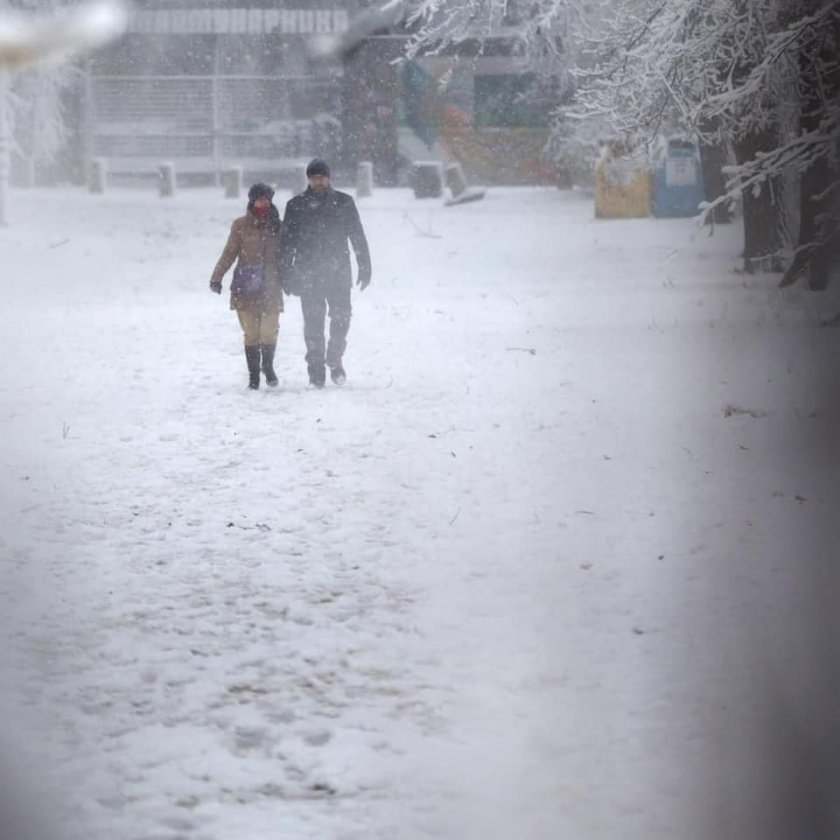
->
[[653, 138, 704, 218]]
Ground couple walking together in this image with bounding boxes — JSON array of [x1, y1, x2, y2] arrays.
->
[[210, 158, 372, 390]]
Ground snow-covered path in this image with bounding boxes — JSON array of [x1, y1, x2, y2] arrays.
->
[[1, 186, 838, 840]]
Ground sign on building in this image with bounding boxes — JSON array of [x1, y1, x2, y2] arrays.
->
[[128, 8, 350, 35]]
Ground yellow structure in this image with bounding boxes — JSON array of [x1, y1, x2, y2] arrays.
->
[[594, 149, 652, 219]]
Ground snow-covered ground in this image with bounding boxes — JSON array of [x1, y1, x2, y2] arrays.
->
[[1, 184, 839, 840]]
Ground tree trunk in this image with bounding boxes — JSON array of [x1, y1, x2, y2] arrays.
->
[[732, 126, 782, 273], [792, 157, 836, 292], [698, 118, 731, 224], [781, 7, 840, 291], [699, 139, 732, 224]]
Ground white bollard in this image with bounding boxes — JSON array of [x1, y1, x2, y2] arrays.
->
[[88, 157, 107, 194], [411, 161, 444, 199], [356, 161, 373, 198], [223, 165, 242, 199], [158, 161, 176, 197], [445, 163, 468, 198]]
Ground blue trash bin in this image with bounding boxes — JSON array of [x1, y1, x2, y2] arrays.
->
[[653, 139, 704, 218]]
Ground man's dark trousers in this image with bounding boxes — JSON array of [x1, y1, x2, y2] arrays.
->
[[301, 279, 352, 372]]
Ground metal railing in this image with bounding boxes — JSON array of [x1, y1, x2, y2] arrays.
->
[[87, 74, 342, 175]]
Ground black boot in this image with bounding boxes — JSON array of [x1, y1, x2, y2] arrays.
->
[[245, 346, 261, 390], [307, 363, 325, 389], [329, 364, 346, 386], [261, 343, 278, 387]]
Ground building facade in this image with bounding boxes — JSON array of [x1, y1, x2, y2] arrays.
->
[[82, 0, 362, 184], [70, 0, 557, 186]]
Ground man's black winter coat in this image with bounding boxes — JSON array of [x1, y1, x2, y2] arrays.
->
[[279, 186, 371, 295]]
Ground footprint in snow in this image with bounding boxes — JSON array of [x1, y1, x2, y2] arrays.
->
[[300, 728, 332, 747], [235, 724, 268, 749]]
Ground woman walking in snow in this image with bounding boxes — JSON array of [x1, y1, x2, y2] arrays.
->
[[210, 182, 284, 389]]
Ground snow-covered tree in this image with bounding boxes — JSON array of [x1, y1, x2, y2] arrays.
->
[[576, 0, 839, 283], [0, 0, 125, 224], [401, 0, 840, 287], [777, 1, 840, 289], [12, 58, 79, 186]]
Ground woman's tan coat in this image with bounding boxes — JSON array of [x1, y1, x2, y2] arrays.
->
[[211, 210, 283, 313]]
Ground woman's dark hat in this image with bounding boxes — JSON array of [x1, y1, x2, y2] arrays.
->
[[248, 182, 275, 202]]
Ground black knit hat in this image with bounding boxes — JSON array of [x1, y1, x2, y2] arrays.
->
[[248, 182, 274, 202], [306, 158, 330, 178]]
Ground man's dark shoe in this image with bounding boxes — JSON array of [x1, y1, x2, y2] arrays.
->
[[330, 365, 346, 386], [308, 363, 325, 389]]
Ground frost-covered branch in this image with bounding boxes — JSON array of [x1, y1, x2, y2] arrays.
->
[[402, 0, 840, 282], [0, 0, 126, 224]]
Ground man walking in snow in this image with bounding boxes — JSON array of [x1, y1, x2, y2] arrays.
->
[[278, 158, 371, 388]]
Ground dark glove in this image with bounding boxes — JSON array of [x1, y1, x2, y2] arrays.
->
[[356, 268, 371, 291], [210, 280, 222, 294]]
